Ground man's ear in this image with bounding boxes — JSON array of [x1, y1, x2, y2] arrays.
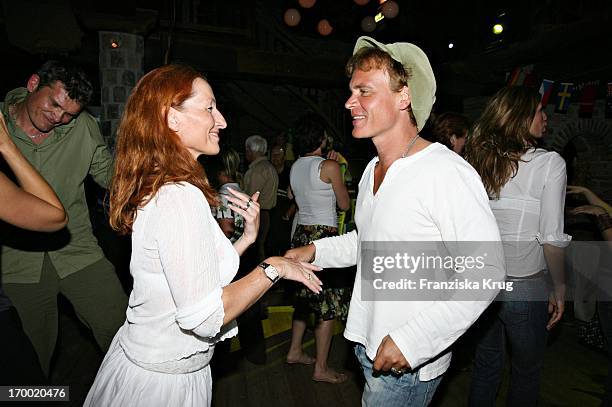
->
[[26, 74, 41, 93], [167, 107, 180, 132], [399, 85, 412, 111]]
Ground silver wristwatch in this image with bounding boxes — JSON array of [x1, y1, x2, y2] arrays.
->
[[259, 262, 280, 284]]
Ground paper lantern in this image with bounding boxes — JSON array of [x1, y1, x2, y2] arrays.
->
[[354, 0, 369, 5], [361, 16, 376, 32], [382, 1, 399, 19], [317, 19, 333, 36], [284, 8, 301, 27], [298, 0, 316, 8]]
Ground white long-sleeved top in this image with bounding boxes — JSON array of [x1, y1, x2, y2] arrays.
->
[[489, 148, 571, 277], [119, 182, 238, 371], [313, 143, 505, 381]]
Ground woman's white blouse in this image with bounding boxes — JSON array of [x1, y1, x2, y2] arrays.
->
[[119, 182, 239, 365], [489, 148, 571, 277]]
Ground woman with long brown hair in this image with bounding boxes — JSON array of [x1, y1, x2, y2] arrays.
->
[[465, 86, 570, 406], [84, 65, 322, 407]]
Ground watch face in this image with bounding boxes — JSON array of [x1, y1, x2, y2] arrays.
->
[[261, 262, 280, 282]]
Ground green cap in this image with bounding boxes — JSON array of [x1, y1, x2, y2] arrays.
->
[[353, 36, 437, 132]]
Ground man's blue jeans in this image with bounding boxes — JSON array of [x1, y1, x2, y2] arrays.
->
[[469, 277, 549, 407], [354, 344, 442, 407]]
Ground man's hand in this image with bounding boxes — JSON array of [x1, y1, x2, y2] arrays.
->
[[372, 335, 411, 374], [284, 244, 316, 263]]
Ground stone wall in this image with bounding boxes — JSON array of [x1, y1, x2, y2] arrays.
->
[[464, 97, 612, 202], [98, 31, 144, 150]]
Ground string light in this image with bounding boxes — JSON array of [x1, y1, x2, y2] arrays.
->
[[284, 8, 301, 26]]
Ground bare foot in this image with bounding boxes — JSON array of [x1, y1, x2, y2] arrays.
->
[[312, 369, 348, 384], [286, 353, 316, 365]]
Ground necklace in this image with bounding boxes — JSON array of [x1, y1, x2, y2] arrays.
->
[[9, 104, 50, 140], [401, 135, 420, 158]]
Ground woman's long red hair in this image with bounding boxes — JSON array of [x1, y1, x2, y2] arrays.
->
[[109, 65, 217, 234]]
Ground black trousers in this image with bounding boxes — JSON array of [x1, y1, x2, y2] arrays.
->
[[0, 306, 47, 385]]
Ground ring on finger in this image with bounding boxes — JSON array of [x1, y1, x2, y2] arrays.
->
[[306, 272, 312, 281], [246, 199, 253, 209], [390, 367, 405, 375]]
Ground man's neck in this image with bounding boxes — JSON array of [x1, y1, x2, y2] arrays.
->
[[10, 101, 53, 142], [373, 127, 420, 171], [249, 155, 267, 166]]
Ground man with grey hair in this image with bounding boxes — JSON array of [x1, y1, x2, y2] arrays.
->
[[243, 135, 279, 262], [286, 37, 504, 405], [238, 135, 278, 365]]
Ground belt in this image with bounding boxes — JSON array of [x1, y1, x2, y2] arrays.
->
[[506, 270, 546, 280]]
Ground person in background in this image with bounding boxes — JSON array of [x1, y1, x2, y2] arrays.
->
[[466, 86, 570, 407], [84, 64, 322, 407], [567, 185, 612, 406], [0, 113, 67, 385], [286, 113, 351, 384], [567, 185, 612, 217], [430, 112, 470, 155], [266, 142, 295, 257], [0, 60, 127, 376], [243, 135, 279, 262], [212, 147, 244, 242], [242, 135, 280, 365]]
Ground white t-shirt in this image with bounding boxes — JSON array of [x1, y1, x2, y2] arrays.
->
[[313, 143, 505, 381], [119, 182, 239, 368], [489, 148, 571, 277]]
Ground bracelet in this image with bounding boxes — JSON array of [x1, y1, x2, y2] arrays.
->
[[596, 212, 612, 232]]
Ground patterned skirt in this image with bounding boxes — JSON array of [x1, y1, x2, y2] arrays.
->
[[291, 224, 351, 322]]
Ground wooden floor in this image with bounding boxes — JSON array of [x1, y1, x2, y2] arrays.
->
[[48, 297, 608, 407]]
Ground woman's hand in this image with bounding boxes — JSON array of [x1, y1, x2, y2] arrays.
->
[[0, 113, 16, 155], [285, 244, 316, 263], [326, 150, 339, 161], [571, 205, 607, 216], [547, 284, 566, 330], [566, 185, 590, 196], [268, 256, 322, 294], [226, 188, 260, 245]]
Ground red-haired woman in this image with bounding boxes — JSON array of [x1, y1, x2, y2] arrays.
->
[[84, 65, 322, 407]]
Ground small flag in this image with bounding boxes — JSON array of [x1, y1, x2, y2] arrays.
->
[[506, 65, 534, 86], [555, 82, 574, 113], [578, 82, 598, 118], [539, 79, 555, 108]]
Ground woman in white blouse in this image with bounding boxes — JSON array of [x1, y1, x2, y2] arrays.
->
[[465, 86, 570, 407], [84, 65, 322, 407]]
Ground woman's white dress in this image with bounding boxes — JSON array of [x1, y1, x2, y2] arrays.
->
[[84, 182, 239, 407]]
